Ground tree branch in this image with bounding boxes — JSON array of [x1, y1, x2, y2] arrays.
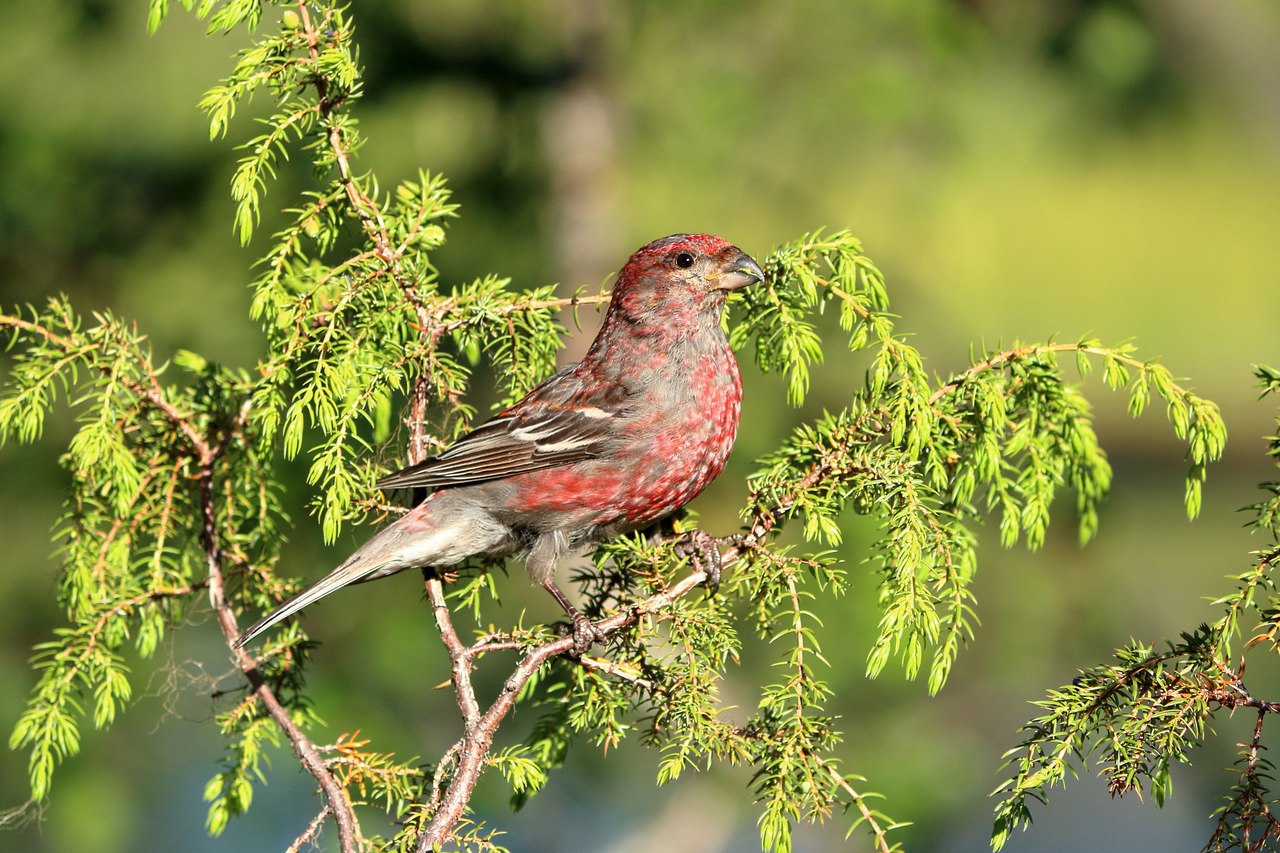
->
[[437, 291, 613, 334], [200, 460, 361, 853], [426, 577, 481, 727], [286, 806, 330, 853], [815, 755, 897, 853], [0, 312, 212, 460], [414, 560, 713, 849]]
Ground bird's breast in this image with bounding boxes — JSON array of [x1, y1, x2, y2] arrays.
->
[[497, 332, 742, 534], [611, 340, 742, 526]]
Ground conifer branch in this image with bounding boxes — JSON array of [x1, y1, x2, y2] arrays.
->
[[0, 312, 210, 458], [815, 756, 898, 853], [5, 6, 1257, 852], [414, 564, 713, 850], [201, 459, 361, 853]]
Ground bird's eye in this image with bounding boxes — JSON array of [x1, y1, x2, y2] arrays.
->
[[675, 251, 695, 269]]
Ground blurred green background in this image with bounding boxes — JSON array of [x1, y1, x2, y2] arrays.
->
[[2, 1, 1279, 851]]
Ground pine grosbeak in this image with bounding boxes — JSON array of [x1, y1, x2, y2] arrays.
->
[[236, 234, 764, 650]]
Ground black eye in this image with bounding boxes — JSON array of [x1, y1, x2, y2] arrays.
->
[[675, 251, 695, 269]]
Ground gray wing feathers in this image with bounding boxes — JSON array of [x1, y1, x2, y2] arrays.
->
[[375, 406, 617, 491], [236, 372, 629, 647]]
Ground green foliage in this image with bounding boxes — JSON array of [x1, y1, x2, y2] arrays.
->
[[0, 3, 1246, 853], [992, 366, 1280, 852], [1, 295, 284, 807], [735, 266, 1223, 696]]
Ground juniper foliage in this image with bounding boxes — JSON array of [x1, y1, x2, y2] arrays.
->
[[992, 366, 1280, 853], [0, 3, 1242, 852]]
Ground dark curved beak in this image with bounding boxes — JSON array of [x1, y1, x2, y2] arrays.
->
[[714, 248, 766, 292]]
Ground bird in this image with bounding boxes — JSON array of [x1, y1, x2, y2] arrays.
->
[[234, 234, 764, 652]]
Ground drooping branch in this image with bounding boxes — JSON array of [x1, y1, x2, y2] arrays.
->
[[24, 308, 368, 848]]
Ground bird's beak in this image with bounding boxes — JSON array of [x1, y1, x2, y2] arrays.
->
[[714, 249, 766, 292]]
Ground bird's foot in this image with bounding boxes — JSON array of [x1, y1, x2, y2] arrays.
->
[[558, 610, 605, 656], [542, 580, 605, 656], [676, 528, 723, 595], [572, 611, 605, 655]]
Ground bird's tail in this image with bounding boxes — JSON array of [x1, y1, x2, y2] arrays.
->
[[232, 493, 507, 649], [232, 547, 398, 649]]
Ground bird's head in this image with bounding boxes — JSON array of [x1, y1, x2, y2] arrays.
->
[[606, 234, 765, 326]]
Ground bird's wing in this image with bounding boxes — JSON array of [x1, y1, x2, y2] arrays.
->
[[375, 370, 628, 491]]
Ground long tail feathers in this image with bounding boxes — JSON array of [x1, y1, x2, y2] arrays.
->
[[232, 496, 496, 649], [233, 553, 391, 649]]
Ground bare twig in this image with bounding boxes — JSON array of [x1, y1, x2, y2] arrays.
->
[[426, 577, 481, 727], [286, 806, 331, 853]]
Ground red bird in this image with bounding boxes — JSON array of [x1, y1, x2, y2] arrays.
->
[[235, 234, 764, 651]]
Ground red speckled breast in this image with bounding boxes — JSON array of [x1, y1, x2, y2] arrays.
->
[[613, 342, 741, 527], [499, 321, 743, 535]]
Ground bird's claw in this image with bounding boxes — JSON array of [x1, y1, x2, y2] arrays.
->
[[676, 529, 723, 595], [558, 611, 605, 656]]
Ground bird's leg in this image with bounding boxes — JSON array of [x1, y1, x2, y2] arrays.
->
[[540, 579, 604, 655], [675, 528, 723, 594], [526, 531, 602, 655]]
